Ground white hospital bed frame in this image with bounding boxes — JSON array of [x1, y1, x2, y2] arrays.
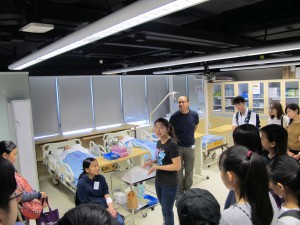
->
[[103, 130, 157, 161], [42, 139, 106, 193]]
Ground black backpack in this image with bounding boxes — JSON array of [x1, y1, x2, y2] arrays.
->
[[278, 210, 300, 220], [236, 110, 260, 129]]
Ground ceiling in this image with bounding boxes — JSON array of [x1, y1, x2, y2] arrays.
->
[[1, 0, 300, 76]]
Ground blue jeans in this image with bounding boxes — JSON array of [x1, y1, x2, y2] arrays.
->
[[155, 182, 177, 225], [115, 212, 125, 225]]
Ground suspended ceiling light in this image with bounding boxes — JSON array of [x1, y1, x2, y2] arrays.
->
[[19, 22, 54, 33], [219, 62, 300, 72], [153, 55, 300, 74], [103, 41, 300, 74], [9, 0, 209, 70]]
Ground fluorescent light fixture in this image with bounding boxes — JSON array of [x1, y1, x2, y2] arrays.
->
[[127, 120, 148, 125], [63, 128, 93, 136], [153, 55, 300, 74], [103, 41, 300, 74], [220, 62, 300, 72], [154, 66, 205, 74], [34, 133, 59, 140], [19, 22, 54, 33], [96, 123, 123, 130], [9, 0, 209, 70]]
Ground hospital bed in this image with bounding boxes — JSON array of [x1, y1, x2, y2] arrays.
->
[[42, 139, 106, 192], [201, 134, 228, 167], [103, 130, 157, 161]]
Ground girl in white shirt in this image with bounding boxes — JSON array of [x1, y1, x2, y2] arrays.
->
[[269, 155, 300, 225], [268, 102, 290, 129]]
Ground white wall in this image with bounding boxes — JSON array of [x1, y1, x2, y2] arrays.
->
[[0, 72, 30, 139]]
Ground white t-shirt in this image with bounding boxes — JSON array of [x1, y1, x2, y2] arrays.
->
[[232, 108, 259, 127], [267, 115, 290, 129], [276, 206, 300, 225]]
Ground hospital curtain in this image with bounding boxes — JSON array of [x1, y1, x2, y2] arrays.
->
[[92, 76, 122, 127], [29, 77, 60, 138], [146, 76, 169, 122], [58, 77, 93, 133], [122, 76, 148, 123]]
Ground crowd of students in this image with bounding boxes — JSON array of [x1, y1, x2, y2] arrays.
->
[[1, 95, 299, 225]]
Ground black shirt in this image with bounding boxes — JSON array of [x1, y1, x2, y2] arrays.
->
[[155, 138, 179, 186]]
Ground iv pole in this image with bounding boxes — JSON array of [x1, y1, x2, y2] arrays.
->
[[149, 91, 178, 133]]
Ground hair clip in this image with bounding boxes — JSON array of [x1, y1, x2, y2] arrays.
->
[[246, 150, 253, 159]]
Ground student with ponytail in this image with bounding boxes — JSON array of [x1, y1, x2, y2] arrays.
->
[[269, 155, 300, 224], [144, 118, 181, 225], [219, 145, 274, 225]]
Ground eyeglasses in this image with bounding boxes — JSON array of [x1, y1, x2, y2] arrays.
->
[[9, 191, 23, 201], [178, 101, 188, 104]]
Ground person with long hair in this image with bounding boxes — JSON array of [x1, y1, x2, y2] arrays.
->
[[76, 158, 124, 225], [0, 157, 24, 225], [269, 155, 300, 224], [219, 145, 273, 225], [268, 102, 290, 129], [58, 203, 117, 225], [232, 124, 263, 155], [260, 124, 288, 164], [0, 140, 47, 221], [144, 118, 181, 225], [224, 124, 263, 209], [285, 103, 300, 160]]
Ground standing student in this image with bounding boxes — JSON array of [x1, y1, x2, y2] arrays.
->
[[285, 103, 300, 160], [76, 158, 124, 225], [224, 124, 263, 209], [232, 96, 260, 130], [260, 124, 288, 165], [0, 157, 24, 225], [268, 102, 290, 129], [145, 118, 181, 225], [232, 124, 263, 155], [269, 155, 300, 224], [169, 96, 199, 195], [219, 145, 273, 225]]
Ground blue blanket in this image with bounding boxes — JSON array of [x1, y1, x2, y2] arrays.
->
[[126, 139, 157, 160], [62, 151, 94, 186]]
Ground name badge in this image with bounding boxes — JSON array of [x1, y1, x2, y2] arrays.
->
[[191, 144, 195, 149], [93, 181, 100, 190]]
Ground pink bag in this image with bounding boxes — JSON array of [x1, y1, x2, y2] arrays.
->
[[15, 173, 43, 219], [111, 145, 128, 158]]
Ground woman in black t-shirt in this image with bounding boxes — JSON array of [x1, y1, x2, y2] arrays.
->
[[144, 118, 181, 225]]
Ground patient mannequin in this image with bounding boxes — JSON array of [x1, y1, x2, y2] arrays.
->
[[64, 145, 72, 150]]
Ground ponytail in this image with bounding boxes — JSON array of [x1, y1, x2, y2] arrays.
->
[[270, 155, 300, 208], [79, 157, 96, 180], [219, 146, 273, 225]]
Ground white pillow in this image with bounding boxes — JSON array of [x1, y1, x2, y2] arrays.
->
[[121, 136, 134, 144]]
